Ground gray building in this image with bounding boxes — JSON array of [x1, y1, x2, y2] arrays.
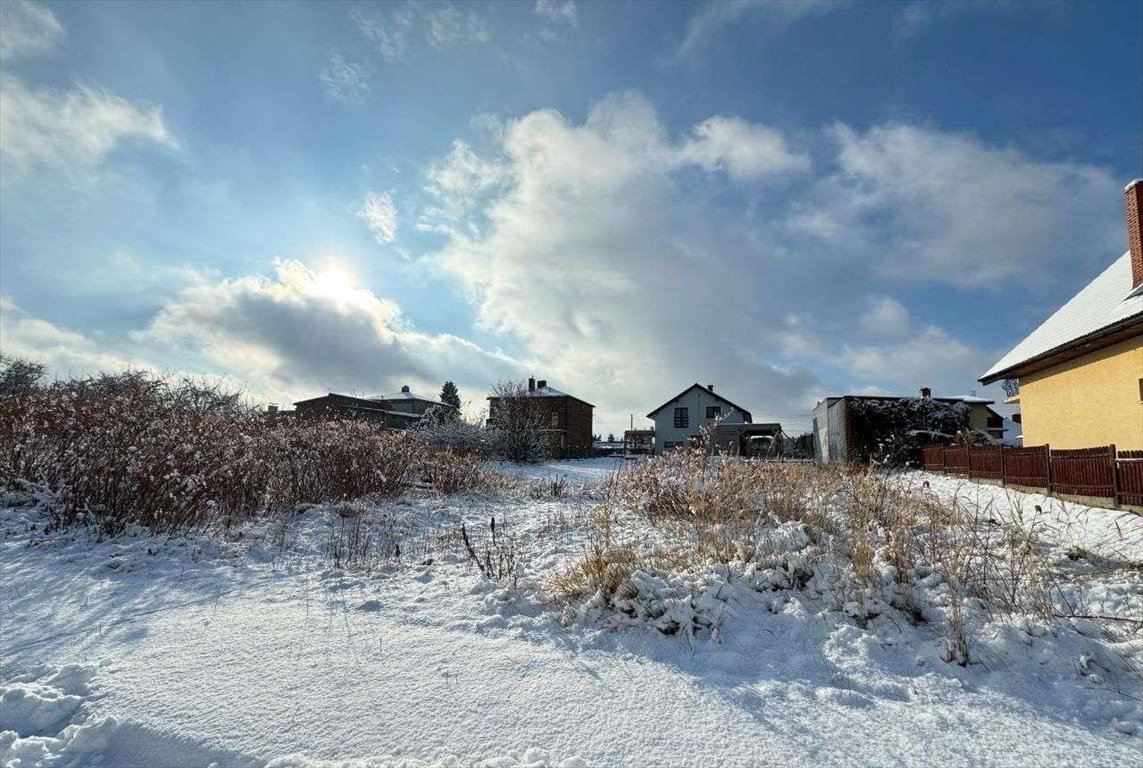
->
[[812, 390, 1006, 464], [646, 383, 781, 455]]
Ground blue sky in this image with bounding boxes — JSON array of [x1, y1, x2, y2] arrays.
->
[[1, 0, 1141, 435]]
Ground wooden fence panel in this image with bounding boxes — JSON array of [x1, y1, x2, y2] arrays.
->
[[967, 445, 1003, 480], [1050, 446, 1115, 499], [943, 446, 969, 475], [1117, 449, 1143, 508], [1004, 445, 1051, 490], [921, 446, 945, 471]]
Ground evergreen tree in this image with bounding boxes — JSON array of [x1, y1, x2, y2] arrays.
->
[[440, 380, 461, 410]]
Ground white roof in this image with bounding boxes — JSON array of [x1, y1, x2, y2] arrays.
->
[[531, 385, 568, 397], [982, 251, 1142, 381], [371, 390, 454, 407]]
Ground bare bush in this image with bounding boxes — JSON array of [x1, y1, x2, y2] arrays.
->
[[0, 369, 488, 536], [459, 519, 520, 586]]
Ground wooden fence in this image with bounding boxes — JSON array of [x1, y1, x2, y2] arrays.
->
[[920, 443, 1143, 509]]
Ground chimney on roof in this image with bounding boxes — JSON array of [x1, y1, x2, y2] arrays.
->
[[707, 384, 714, 391], [1126, 179, 1143, 289], [528, 376, 536, 392], [920, 387, 932, 398], [401, 385, 410, 393], [537, 379, 547, 389]]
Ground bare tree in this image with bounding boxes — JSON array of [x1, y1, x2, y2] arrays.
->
[[488, 379, 549, 463], [0, 355, 45, 397]]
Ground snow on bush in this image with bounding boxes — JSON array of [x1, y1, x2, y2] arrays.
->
[[0, 368, 493, 536], [549, 444, 1143, 700]]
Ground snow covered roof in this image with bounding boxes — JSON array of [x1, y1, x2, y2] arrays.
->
[[369, 387, 457, 408], [981, 252, 1143, 383], [487, 383, 595, 407], [381, 391, 453, 406]]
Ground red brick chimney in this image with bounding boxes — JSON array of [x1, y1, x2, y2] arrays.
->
[[1127, 179, 1143, 289]]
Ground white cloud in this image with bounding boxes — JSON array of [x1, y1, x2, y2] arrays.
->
[[421, 140, 511, 232], [788, 123, 1122, 287], [0, 74, 176, 178], [858, 296, 911, 338], [424, 92, 823, 429], [350, 3, 490, 62], [319, 53, 370, 105], [0, 295, 139, 375], [535, 0, 577, 27], [678, 0, 843, 57], [0, 0, 63, 61], [135, 260, 525, 410], [844, 324, 989, 394], [680, 116, 810, 180], [425, 6, 490, 50], [350, 5, 416, 62], [893, 1, 1030, 41], [358, 191, 399, 243]]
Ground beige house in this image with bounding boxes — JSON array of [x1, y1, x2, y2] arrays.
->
[[979, 180, 1143, 450]]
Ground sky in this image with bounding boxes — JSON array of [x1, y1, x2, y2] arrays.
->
[[1, 0, 1141, 436]]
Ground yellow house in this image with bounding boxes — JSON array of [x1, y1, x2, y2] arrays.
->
[[979, 180, 1143, 450]]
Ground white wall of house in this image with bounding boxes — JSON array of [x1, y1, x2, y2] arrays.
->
[[650, 386, 748, 453]]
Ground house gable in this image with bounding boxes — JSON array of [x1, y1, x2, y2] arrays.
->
[[646, 383, 753, 422]]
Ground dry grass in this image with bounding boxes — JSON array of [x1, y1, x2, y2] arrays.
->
[[547, 439, 1139, 663]]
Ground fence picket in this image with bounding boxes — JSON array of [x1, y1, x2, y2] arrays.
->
[[919, 442, 1142, 509]]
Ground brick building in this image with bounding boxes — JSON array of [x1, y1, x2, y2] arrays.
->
[[487, 377, 594, 451], [293, 384, 458, 429]]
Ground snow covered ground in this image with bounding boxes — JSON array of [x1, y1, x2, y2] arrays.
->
[[2, 467, 1140, 767]]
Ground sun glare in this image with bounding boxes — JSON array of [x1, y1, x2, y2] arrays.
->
[[316, 264, 354, 296]]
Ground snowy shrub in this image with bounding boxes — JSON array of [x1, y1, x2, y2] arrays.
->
[[0, 372, 270, 534], [0, 369, 489, 536], [418, 448, 489, 495], [413, 406, 493, 456], [845, 397, 971, 466], [265, 421, 422, 505]]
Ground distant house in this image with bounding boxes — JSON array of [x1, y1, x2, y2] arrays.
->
[[646, 383, 781, 455], [374, 385, 458, 418], [487, 377, 594, 451], [812, 389, 1004, 464], [979, 180, 1143, 450], [293, 384, 456, 429], [623, 429, 655, 455]]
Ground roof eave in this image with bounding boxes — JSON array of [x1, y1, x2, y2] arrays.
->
[[979, 314, 1143, 385]]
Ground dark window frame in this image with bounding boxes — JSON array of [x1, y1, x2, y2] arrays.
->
[[706, 405, 722, 419], [673, 407, 689, 429]]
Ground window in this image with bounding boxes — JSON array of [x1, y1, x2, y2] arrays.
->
[[551, 411, 559, 427], [706, 405, 721, 419], [673, 407, 689, 428]]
